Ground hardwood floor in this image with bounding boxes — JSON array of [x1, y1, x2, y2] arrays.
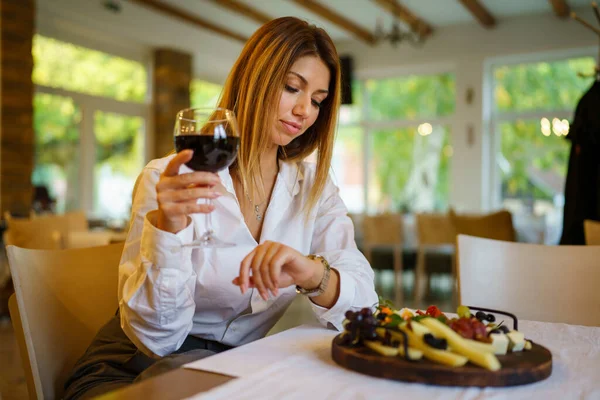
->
[[0, 317, 28, 400]]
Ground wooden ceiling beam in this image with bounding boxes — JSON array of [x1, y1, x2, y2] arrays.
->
[[458, 0, 496, 28], [372, 0, 433, 38], [290, 0, 377, 45], [129, 0, 247, 43], [548, 0, 571, 18], [207, 0, 271, 25]]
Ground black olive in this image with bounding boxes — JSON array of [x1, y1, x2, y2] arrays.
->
[[423, 333, 448, 350], [475, 311, 488, 321]]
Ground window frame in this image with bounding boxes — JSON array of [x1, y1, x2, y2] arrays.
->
[[34, 46, 153, 218], [483, 46, 597, 212], [352, 63, 457, 214]]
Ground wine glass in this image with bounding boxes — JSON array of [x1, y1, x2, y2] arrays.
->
[[174, 107, 240, 248]]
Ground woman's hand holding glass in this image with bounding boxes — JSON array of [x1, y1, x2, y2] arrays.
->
[[156, 150, 222, 234], [233, 241, 324, 300]]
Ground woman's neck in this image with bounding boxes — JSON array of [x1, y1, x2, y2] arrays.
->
[[231, 145, 280, 193], [260, 144, 280, 180]]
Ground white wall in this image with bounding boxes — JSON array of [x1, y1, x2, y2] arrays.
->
[[336, 8, 599, 212]]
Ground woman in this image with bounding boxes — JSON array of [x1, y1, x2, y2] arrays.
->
[[64, 16, 377, 399]]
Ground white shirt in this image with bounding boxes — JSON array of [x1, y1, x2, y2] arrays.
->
[[118, 154, 377, 357]]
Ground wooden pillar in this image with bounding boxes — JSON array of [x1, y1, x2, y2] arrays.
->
[[153, 49, 192, 159], [0, 0, 35, 217]]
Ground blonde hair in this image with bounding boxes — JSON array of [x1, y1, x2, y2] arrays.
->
[[218, 17, 341, 215]]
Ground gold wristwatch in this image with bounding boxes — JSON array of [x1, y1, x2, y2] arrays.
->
[[295, 254, 331, 297]]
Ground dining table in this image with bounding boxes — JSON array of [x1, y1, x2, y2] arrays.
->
[[96, 316, 600, 400]]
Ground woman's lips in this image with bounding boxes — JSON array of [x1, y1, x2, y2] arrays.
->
[[281, 120, 302, 135]]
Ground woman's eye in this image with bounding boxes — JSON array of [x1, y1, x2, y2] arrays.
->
[[285, 84, 299, 93], [311, 99, 322, 109]]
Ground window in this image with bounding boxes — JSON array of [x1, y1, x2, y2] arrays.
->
[[94, 111, 145, 219], [33, 36, 147, 103], [492, 56, 596, 243], [190, 79, 222, 108], [365, 74, 455, 121], [32, 35, 149, 220], [361, 73, 455, 214], [32, 93, 81, 213], [333, 83, 364, 213], [370, 125, 452, 213]]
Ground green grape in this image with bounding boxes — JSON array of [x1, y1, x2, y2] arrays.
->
[[457, 305, 471, 319]]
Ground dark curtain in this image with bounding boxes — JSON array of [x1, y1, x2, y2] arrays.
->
[[559, 80, 600, 245]]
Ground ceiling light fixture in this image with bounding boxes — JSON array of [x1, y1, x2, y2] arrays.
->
[[374, 17, 426, 47]]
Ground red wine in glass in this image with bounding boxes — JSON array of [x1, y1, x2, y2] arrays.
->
[[175, 136, 240, 173], [173, 107, 240, 248]]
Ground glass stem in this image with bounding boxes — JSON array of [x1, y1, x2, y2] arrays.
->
[[205, 198, 214, 236]]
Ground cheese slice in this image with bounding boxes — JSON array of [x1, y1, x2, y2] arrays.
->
[[489, 333, 509, 355], [507, 331, 525, 352]]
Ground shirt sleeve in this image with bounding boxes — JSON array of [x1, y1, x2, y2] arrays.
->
[[308, 177, 378, 330], [117, 165, 199, 357]]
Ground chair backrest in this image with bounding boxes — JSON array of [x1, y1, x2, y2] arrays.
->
[[362, 213, 403, 247], [5, 217, 64, 249], [449, 209, 516, 242], [7, 243, 124, 399], [584, 219, 600, 245], [65, 231, 114, 249], [458, 235, 600, 326], [63, 211, 89, 232], [33, 211, 89, 233], [415, 213, 455, 246]]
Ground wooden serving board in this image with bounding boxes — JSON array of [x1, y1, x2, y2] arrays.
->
[[331, 335, 552, 387]]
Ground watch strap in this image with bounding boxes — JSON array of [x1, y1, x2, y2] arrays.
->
[[296, 254, 331, 297]]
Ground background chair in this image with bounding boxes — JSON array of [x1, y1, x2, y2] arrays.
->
[[449, 209, 516, 242], [362, 213, 404, 304], [584, 219, 600, 245], [7, 243, 124, 399], [458, 234, 600, 326], [4, 216, 64, 250], [414, 213, 456, 302]]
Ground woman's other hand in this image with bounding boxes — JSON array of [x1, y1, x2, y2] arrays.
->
[[156, 150, 222, 234], [233, 241, 324, 300]]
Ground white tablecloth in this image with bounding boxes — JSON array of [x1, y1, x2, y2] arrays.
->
[[184, 322, 600, 400]]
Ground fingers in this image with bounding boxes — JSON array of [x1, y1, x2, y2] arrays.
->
[[263, 243, 282, 296], [157, 171, 220, 192], [157, 187, 220, 204], [156, 152, 222, 230], [239, 251, 255, 295], [163, 150, 193, 177], [239, 242, 285, 300], [160, 200, 215, 216], [253, 242, 281, 300]]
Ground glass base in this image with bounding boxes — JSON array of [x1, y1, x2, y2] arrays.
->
[[182, 230, 235, 249]]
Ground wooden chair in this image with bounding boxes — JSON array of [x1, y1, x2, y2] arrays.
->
[[457, 235, 600, 326], [7, 243, 124, 399], [414, 213, 456, 303], [449, 209, 516, 242], [362, 213, 404, 304], [584, 219, 600, 245], [4, 216, 64, 250]]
